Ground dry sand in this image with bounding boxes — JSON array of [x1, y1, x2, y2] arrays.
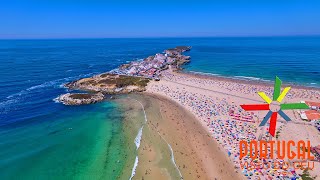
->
[[125, 93, 242, 180], [117, 70, 320, 179], [144, 70, 320, 179]]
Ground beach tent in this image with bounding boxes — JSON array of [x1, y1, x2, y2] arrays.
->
[[300, 113, 308, 120]]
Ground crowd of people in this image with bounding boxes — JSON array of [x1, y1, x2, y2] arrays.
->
[[146, 71, 320, 179], [161, 71, 320, 101]]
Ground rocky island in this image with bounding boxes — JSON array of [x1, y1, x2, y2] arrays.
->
[[56, 46, 191, 105], [57, 92, 105, 105]]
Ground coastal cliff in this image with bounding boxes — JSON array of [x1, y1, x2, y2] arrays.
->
[[57, 46, 191, 105]]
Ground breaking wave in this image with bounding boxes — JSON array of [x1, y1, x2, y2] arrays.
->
[[0, 73, 96, 114]]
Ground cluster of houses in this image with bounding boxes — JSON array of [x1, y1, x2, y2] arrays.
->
[[112, 46, 191, 79]]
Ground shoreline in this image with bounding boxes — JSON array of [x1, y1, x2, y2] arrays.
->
[[56, 45, 319, 106], [125, 94, 182, 179], [146, 70, 320, 179], [182, 70, 320, 91], [129, 93, 241, 179], [56, 46, 191, 105], [145, 92, 243, 179], [55, 45, 319, 179]]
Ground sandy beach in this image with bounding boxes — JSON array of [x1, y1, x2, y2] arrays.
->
[[120, 93, 241, 180], [143, 70, 320, 179], [50, 42, 320, 179]]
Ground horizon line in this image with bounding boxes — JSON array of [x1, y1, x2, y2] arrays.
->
[[1, 34, 320, 40]]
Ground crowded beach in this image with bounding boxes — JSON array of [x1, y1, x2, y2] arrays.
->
[[109, 46, 320, 179], [61, 46, 320, 179], [146, 70, 320, 180]]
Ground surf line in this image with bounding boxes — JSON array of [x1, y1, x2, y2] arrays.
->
[[155, 128, 183, 179], [128, 97, 147, 180], [128, 97, 183, 180]]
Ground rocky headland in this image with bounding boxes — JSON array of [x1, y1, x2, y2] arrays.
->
[[56, 46, 191, 105], [65, 73, 150, 93]]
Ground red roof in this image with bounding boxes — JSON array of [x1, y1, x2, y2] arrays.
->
[[305, 101, 320, 107], [305, 110, 320, 120]]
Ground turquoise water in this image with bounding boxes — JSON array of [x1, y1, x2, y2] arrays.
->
[[0, 37, 319, 179], [0, 102, 134, 179]]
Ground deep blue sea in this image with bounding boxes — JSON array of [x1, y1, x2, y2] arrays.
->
[[0, 37, 319, 179], [183, 36, 320, 86]]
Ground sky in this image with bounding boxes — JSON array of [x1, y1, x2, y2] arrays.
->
[[1, 0, 320, 39]]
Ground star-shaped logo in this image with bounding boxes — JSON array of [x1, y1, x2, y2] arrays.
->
[[240, 76, 309, 137]]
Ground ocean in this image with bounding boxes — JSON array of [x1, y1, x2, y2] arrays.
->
[[183, 37, 320, 86], [0, 37, 319, 179]]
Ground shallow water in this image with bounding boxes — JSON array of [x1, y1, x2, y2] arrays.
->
[[0, 101, 134, 179], [0, 37, 319, 179]]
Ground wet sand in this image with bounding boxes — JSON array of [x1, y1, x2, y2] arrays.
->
[[114, 97, 146, 179], [146, 70, 320, 179], [115, 70, 319, 179], [125, 94, 242, 180]]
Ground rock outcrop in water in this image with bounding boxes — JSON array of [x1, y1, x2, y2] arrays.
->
[[57, 46, 191, 105], [57, 92, 104, 105]]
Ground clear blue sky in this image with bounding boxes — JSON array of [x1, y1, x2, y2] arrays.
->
[[1, 0, 320, 39]]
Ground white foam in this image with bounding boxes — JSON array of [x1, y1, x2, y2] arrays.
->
[[128, 97, 148, 180], [128, 97, 183, 179], [0, 99, 17, 110], [189, 70, 220, 76], [167, 141, 183, 179], [52, 97, 60, 103], [129, 156, 139, 180], [234, 75, 261, 81], [188, 71, 274, 83], [130, 98, 147, 123], [6, 90, 26, 99], [26, 80, 58, 91], [2, 80, 59, 108], [1, 72, 98, 113], [134, 126, 143, 150]]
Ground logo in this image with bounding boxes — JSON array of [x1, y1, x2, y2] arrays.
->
[[240, 76, 309, 136]]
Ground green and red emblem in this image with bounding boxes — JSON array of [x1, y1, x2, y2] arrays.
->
[[240, 77, 309, 136]]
